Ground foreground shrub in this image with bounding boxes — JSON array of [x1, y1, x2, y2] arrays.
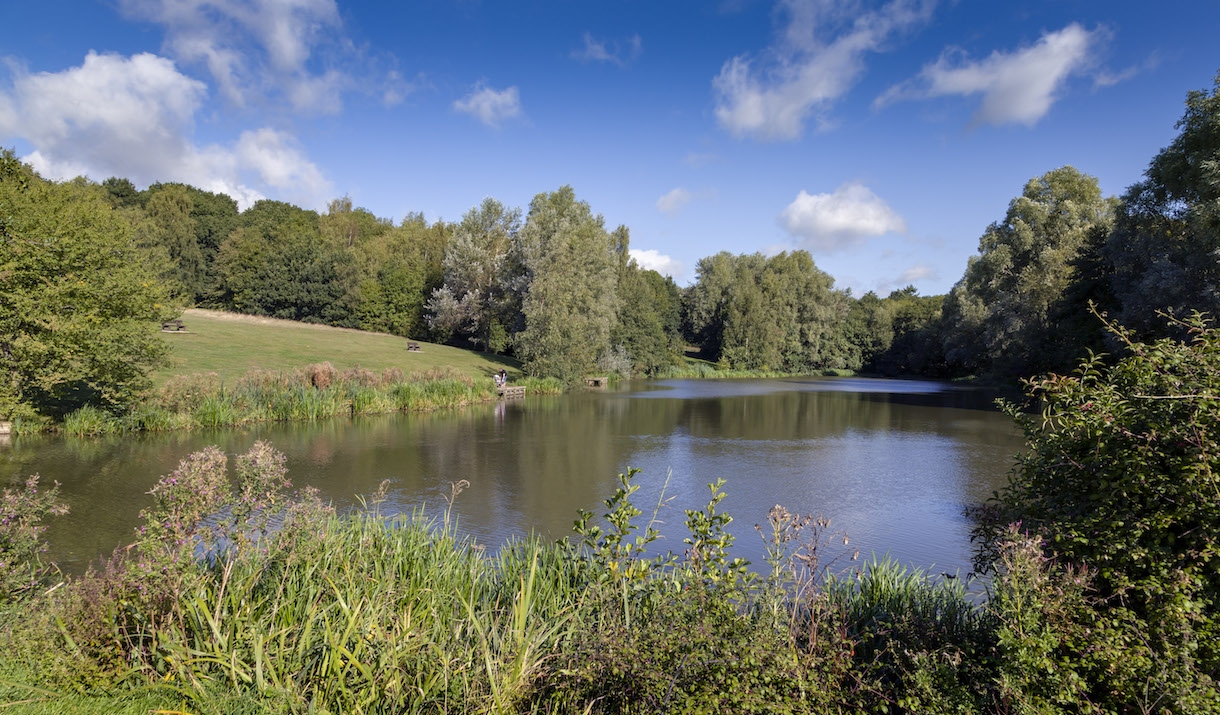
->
[[977, 313, 1220, 680], [0, 476, 68, 602], [971, 311, 1220, 712], [549, 586, 855, 714], [987, 528, 1220, 714]]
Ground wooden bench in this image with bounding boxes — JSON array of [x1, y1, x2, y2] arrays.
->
[[161, 319, 187, 332], [407, 341, 421, 352]]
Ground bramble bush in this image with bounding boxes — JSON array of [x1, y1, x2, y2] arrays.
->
[[976, 311, 1220, 710]]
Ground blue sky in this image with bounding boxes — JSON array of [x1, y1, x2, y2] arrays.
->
[[2, 1, 1217, 295]]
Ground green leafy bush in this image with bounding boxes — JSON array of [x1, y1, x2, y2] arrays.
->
[[977, 312, 1220, 706]]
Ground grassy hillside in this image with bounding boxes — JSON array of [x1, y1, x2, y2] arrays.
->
[[155, 309, 521, 384]]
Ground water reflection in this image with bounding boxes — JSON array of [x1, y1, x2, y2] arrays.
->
[[3, 378, 1024, 577]]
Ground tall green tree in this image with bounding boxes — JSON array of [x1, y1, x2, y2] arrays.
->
[[356, 214, 449, 338], [684, 250, 849, 371], [942, 166, 1115, 377], [0, 153, 173, 419], [514, 187, 619, 381], [865, 287, 947, 376], [426, 198, 521, 351], [320, 195, 391, 250], [609, 227, 681, 375], [1106, 73, 1220, 337], [139, 184, 205, 300], [101, 176, 143, 209], [213, 200, 359, 325]]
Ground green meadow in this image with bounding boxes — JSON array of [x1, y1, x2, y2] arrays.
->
[[156, 309, 522, 384]]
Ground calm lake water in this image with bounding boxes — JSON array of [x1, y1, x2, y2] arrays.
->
[[2, 378, 1025, 578]]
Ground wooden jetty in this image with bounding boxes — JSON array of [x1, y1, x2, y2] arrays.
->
[[497, 385, 526, 399]]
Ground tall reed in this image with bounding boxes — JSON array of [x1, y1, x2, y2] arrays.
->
[[55, 363, 522, 436]]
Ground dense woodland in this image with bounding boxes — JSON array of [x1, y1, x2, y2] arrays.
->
[[2, 75, 1219, 422]]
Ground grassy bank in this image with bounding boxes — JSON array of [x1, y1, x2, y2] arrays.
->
[[27, 310, 563, 436], [156, 309, 520, 384]]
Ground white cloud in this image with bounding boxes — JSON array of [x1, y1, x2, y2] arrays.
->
[[779, 182, 906, 252], [0, 51, 330, 210], [116, 0, 401, 114], [572, 32, 643, 66], [875, 23, 1100, 126], [629, 248, 685, 280], [656, 187, 693, 215], [454, 83, 522, 127], [884, 264, 935, 289], [234, 128, 329, 201], [713, 0, 933, 141]]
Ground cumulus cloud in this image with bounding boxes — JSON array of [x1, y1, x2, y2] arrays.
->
[[572, 32, 643, 66], [629, 248, 685, 280], [454, 83, 522, 127], [874, 264, 936, 292], [779, 182, 906, 252], [875, 23, 1100, 126], [713, 0, 933, 141], [0, 51, 330, 209], [116, 0, 402, 114], [656, 188, 693, 215]]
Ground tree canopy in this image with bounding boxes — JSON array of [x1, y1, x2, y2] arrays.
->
[[0, 152, 173, 419], [942, 166, 1115, 377]]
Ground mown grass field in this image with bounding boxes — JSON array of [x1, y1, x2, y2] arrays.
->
[[156, 309, 521, 384]]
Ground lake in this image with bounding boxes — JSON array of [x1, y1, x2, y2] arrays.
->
[[1, 377, 1025, 578]]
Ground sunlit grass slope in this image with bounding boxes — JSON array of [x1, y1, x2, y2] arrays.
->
[[156, 308, 520, 383]]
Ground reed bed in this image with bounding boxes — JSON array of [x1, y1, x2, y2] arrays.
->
[[57, 363, 507, 436], [149, 513, 582, 713], [653, 361, 849, 380]]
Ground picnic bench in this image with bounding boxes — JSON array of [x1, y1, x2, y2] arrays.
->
[[407, 341, 422, 352], [161, 319, 187, 332]]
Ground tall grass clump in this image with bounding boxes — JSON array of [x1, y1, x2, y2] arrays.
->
[[192, 393, 241, 428], [654, 359, 820, 380], [60, 405, 119, 437], [119, 404, 191, 432], [827, 556, 994, 712], [6, 444, 587, 713], [516, 376, 564, 395], [56, 362, 520, 437]]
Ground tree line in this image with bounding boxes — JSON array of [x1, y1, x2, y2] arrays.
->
[[2, 73, 1218, 420]]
